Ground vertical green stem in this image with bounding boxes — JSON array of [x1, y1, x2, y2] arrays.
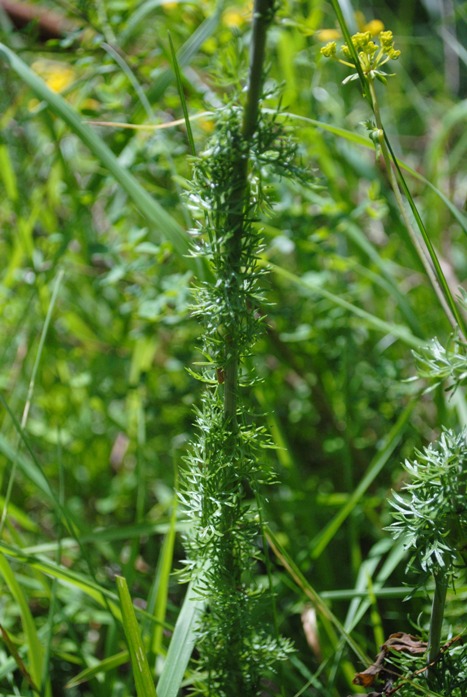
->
[[242, 0, 273, 140], [183, 2, 292, 691], [199, 2, 278, 693], [427, 570, 448, 684], [222, 0, 274, 430], [367, 80, 460, 334]]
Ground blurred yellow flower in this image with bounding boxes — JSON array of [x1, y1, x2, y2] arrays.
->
[[364, 19, 385, 36], [29, 60, 75, 111], [32, 60, 75, 93], [355, 11, 384, 35], [201, 37, 217, 55], [198, 117, 215, 134], [222, 6, 249, 28], [162, 2, 178, 12], [81, 98, 101, 112], [316, 29, 341, 42]]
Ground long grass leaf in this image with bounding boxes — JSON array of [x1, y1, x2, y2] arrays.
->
[[0, 554, 47, 692], [157, 580, 204, 697], [168, 32, 196, 156], [309, 399, 416, 559], [116, 575, 158, 697], [148, 497, 178, 657], [65, 650, 129, 689], [0, 624, 39, 693], [268, 263, 425, 349]]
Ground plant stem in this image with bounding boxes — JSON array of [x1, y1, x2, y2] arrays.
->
[[367, 80, 460, 335], [189, 2, 279, 692], [242, 0, 272, 141], [222, 0, 274, 429], [427, 570, 448, 685]]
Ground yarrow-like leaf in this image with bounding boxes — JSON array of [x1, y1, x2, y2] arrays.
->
[[180, 79, 299, 697], [388, 428, 467, 580]]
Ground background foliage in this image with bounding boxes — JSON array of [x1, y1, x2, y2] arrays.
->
[[0, 0, 465, 695]]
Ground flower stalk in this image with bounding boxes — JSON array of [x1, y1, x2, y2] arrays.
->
[[222, 0, 275, 430], [366, 78, 459, 334], [321, 29, 465, 336]]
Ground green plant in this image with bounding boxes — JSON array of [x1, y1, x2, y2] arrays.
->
[[319, 10, 467, 696], [179, 0, 298, 694], [1, 1, 466, 695], [320, 20, 466, 338], [413, 332, 467, 396], [389, 312, 467, 690], [389, 429, 467, 665]]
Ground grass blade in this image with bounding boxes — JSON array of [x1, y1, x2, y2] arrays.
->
[[116, 575, 158, 697], [267, 263, 425, 349], [168, 32, 196, 156], [0, 624, 39, 693], [309, 399, 416, 559], [157, 580, 204, 697], [66, 650, 129, 689], [148, 497, 178, 658], [0, 554, 48, 694]]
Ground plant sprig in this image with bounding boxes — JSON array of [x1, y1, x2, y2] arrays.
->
[[179, 1, 299, 694], [321, 24, 466, 337], [321, 29, 400, 85], [388, 427, 467, 677]]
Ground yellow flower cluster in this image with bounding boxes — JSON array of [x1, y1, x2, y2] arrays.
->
[[380, 30, 401, 58], [320, 26, 401, 85], [320, 41, 337, 58]]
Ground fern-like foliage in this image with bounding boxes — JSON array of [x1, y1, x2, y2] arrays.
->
[[413, 335, 467, 394], [180, 87, 297, 697], [388, 428, 467, 581]]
